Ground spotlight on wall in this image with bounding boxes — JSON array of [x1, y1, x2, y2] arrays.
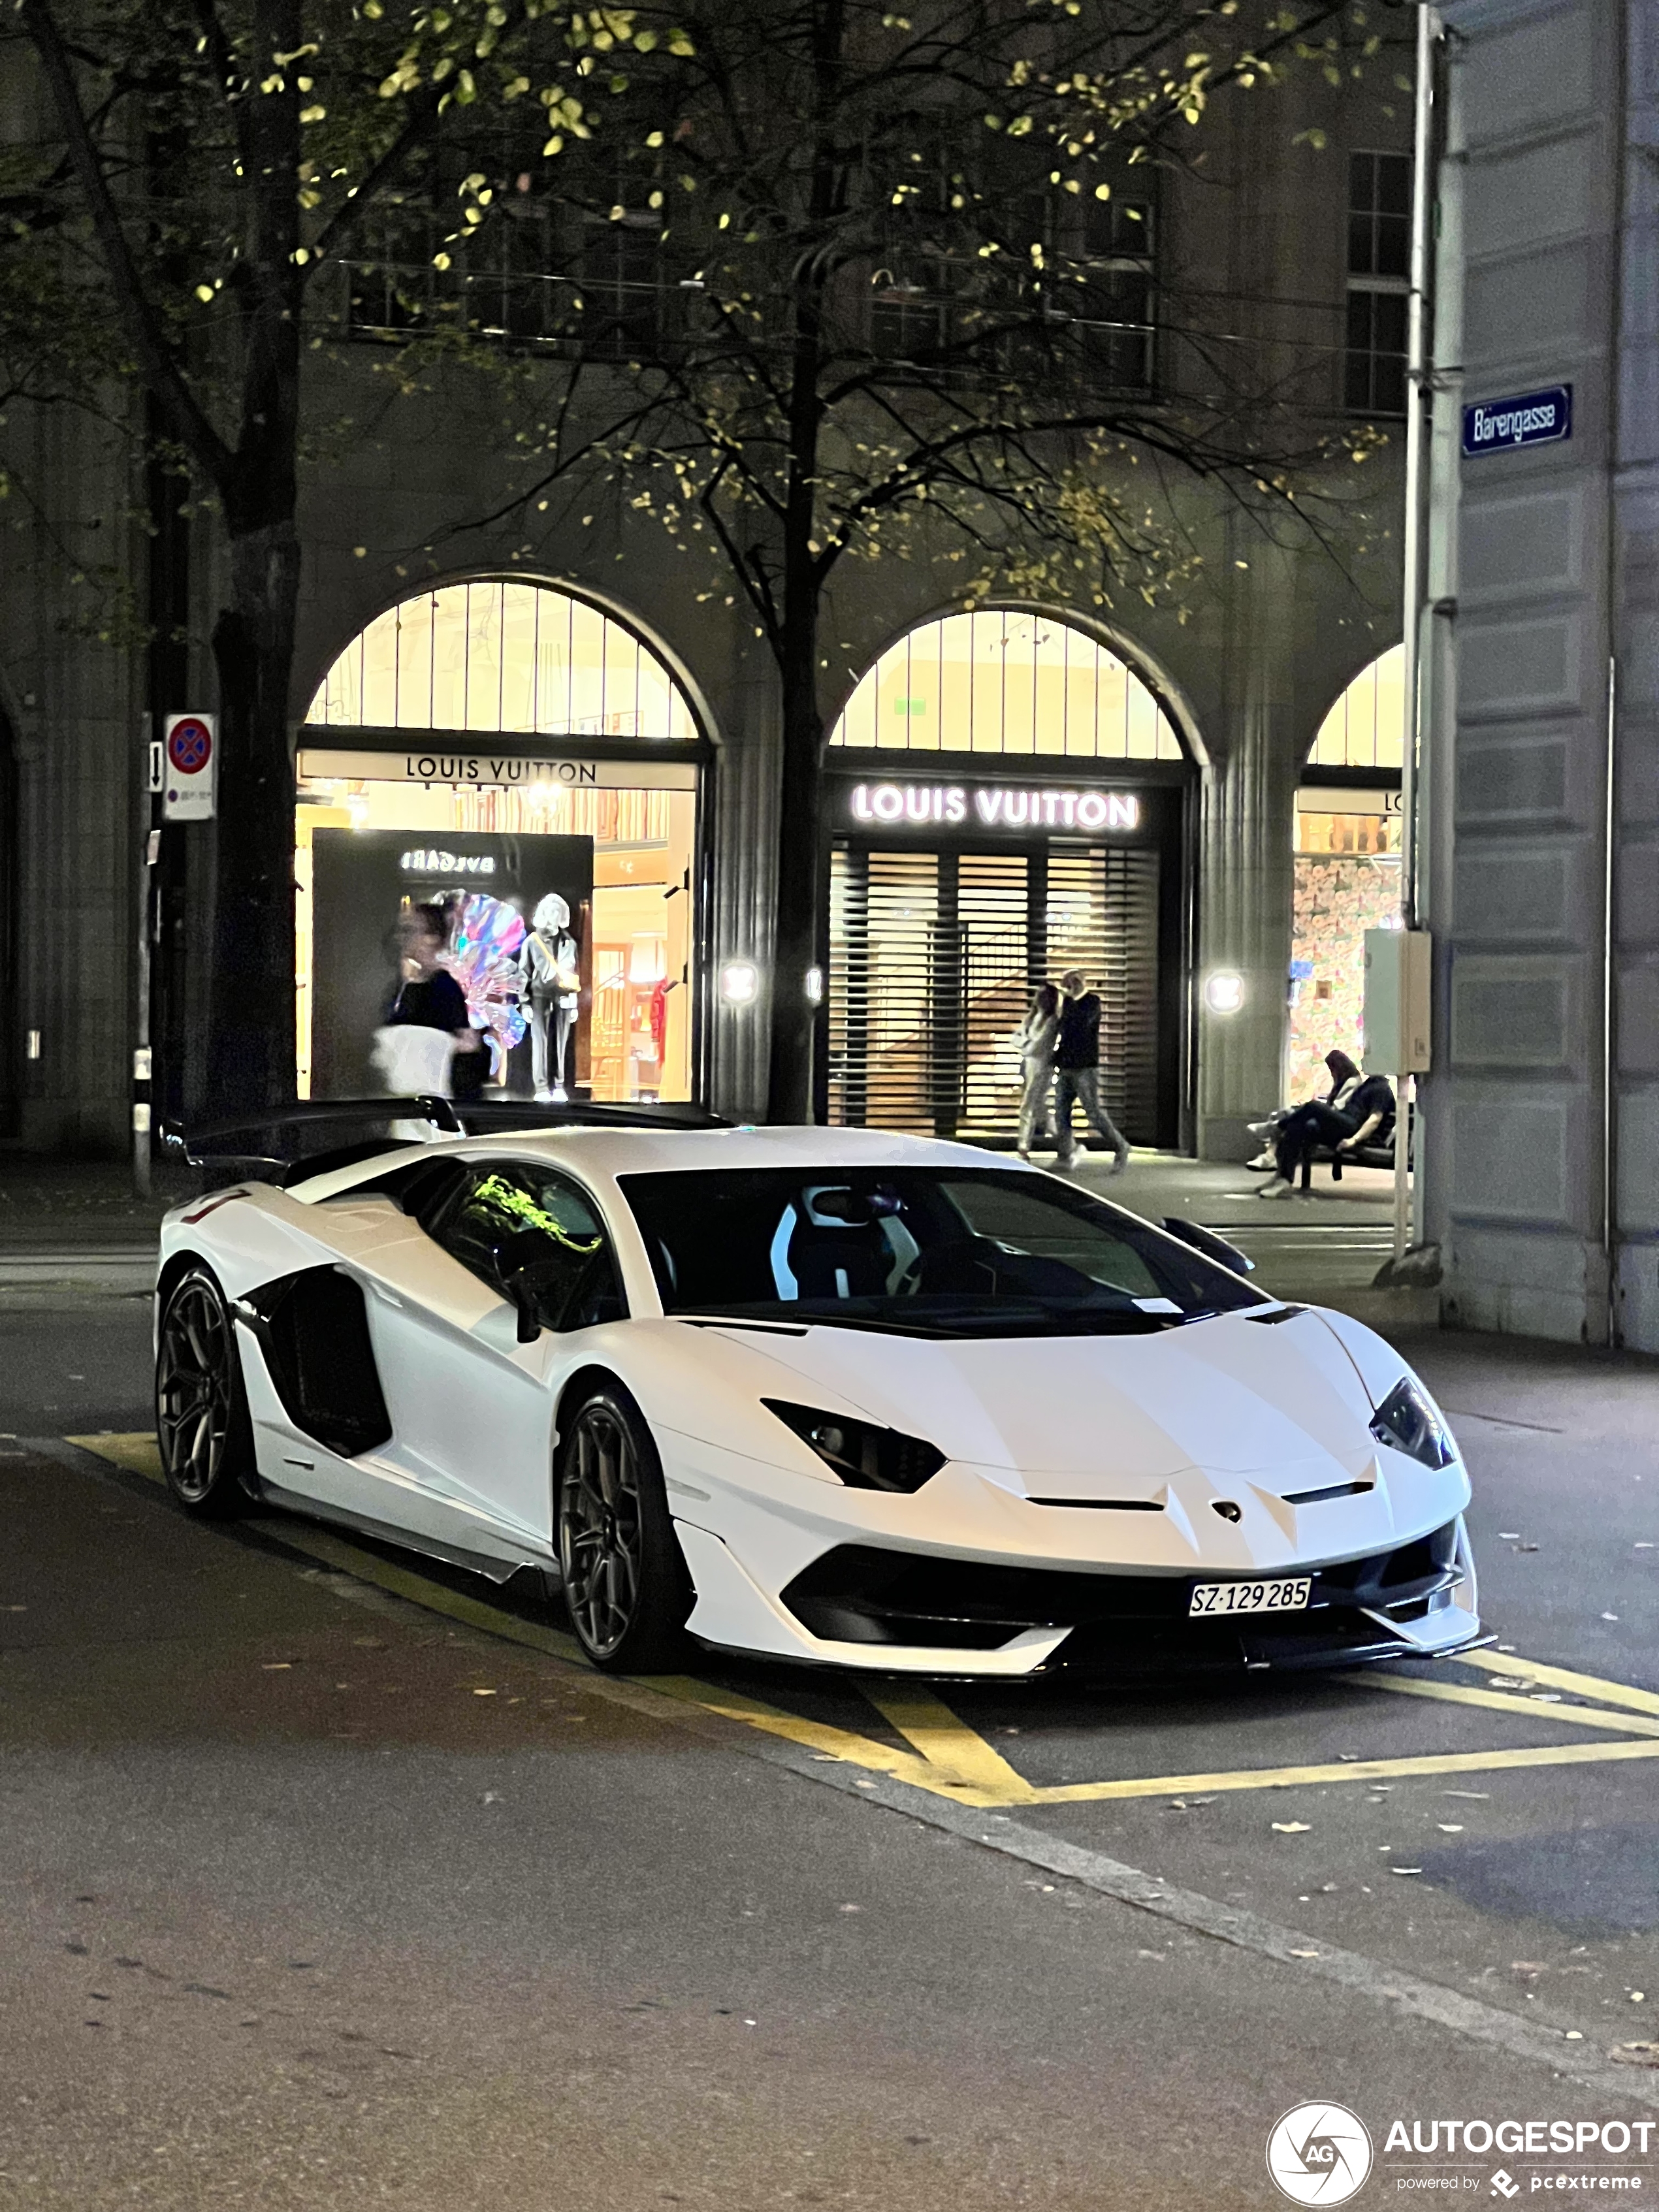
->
[[1204, 970, 1246, 1016], [805, 965, 824, 1004], [720, 961, 760, 1006]]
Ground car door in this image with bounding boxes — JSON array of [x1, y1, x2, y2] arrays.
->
[[239, 1170, 507, 1558], [362, 1156, 626, 1543]]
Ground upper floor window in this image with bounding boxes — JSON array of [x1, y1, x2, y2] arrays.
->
[[1345, 151, 1409, 417], [868, 153, 1155, 394]]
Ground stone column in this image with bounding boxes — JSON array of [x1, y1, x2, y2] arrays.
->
[[1195, 539, 1302, 1160]]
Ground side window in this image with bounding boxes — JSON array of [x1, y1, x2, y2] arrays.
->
[[939, 1178, 1165, 1300], [432, 1162, 624, 1330], [355, 1155, 470, 1232]]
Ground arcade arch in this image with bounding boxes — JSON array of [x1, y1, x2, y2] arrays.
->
[[295, 578, 705, 1106], [822, 607, 1195, 1148]]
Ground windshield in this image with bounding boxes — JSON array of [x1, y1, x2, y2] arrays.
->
[[618, 1166, 1266, 1338]]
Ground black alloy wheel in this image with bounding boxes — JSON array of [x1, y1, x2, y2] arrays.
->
[[155, 1266, 257, 1516], [556, 1383, 692, 1671]]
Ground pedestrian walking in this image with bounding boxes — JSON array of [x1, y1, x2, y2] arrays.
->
[[1015, 981, 1061, 1159], [372, 901, 487, 1098], [1052, 969, 1132, 1174]]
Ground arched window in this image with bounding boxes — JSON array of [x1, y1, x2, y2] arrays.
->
[[1306, 643, 1404, 771], [306, 577, 698, 741], [829, 607, 1185, 760]]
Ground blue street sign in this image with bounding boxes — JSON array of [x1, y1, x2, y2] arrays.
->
[[1462, 385, 1571, 457]]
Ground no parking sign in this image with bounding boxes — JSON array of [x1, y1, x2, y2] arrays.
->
[[162, 712, 217, 822]]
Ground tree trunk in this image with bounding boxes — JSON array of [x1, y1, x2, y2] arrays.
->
[[203, 519, 300, 1119], [764, 618, 824, 1123], [764, 0, 839, 1126]]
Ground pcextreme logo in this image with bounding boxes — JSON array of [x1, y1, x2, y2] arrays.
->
[[1268, 2103, 1376, 2205]]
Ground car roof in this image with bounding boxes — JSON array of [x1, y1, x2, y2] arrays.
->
[[288, 1123, 1023, 1203]]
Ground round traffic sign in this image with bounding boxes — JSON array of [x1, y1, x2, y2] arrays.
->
[[167, 718, 213, 775]]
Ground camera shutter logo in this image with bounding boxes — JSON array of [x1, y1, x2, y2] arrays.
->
[[1266, 2103, 1374, 2205]]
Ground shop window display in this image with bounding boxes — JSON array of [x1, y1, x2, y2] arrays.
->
[[1289, 647, 1406, 1102], [297, 579, 700, 1106], [297, 779, 695, 1105], [1287, 832, 1402, 1104]]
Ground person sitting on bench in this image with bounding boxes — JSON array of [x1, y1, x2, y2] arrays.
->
[[1257, 1070, 1395, 1199], [1246, 1049, 1361, 1170]]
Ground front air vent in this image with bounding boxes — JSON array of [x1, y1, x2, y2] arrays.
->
[[1281, 1479, 1376, 1506], [1026, 1497, 1165, 1511]]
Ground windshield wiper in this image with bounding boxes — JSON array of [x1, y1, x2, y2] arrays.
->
[[671, 1314, 809, 1337], [796, 1304, 1173, 1340], [668, 1303, 1187, 1341]]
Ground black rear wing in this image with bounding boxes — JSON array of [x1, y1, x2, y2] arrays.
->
[[160, 1096, 730, 1185]]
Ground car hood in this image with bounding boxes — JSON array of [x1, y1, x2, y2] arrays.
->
[[721, 1306, 1393, 1495]]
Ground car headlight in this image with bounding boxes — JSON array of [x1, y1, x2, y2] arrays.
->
[[1370, 1377, 1456, 1470], [762, 1399, 946, 1493]]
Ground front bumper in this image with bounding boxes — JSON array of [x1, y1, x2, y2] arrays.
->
[[677, 1513, 1483, 1677]]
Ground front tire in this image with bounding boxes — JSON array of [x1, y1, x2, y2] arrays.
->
[[155, 1266, 257, 1516], [556, 1383, 692, 1671]]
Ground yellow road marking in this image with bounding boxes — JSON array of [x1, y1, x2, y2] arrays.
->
[[63, 1434, 586, 1660], [1022, 1737, 1659, 1804], [1463, 1646, 1659, 1721], [641, 1677, 996, 1800], [860, 1686, 1041, 1799], [1347, 1669, 1659, 1738], [59, 1432, 1659, 1808], [263, 1520, 588, 1663]]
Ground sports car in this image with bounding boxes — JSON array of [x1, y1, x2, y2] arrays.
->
[[153, 1114, 1483, 1676]]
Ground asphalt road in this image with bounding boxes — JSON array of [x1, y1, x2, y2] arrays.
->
[[5, 1273, 1659, 2209]]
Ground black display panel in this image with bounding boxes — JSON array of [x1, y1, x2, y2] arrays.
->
[[309, 827, 594, 1099]]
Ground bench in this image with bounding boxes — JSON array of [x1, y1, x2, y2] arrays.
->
[[1296, 1116, 1407, 1192]]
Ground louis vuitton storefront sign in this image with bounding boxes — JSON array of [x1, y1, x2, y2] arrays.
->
[[848, 780, 1140, 832]]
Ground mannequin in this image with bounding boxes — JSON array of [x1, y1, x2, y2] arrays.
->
[[519, 891, 581, 1100]]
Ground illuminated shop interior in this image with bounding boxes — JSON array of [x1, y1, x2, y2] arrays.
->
[[827, 609, 1188, 1145], [1290, 645, 1404, 1103], [296, 581, 699, 1105]]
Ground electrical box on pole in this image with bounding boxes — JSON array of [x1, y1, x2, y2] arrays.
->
[[1364, 928, 1432, 1075]]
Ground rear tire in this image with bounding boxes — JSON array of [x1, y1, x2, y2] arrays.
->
[[155, 1266, 257, 1516], [556, 1382, 692, 1671]]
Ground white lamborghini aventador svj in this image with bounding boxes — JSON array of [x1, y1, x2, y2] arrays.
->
[[154, 1120, 1481, 1676]]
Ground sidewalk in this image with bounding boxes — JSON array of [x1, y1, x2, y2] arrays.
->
[[1063, 1147, 1420, 1325], [0, 1159, 182, 1249], [0, 1144, 1411, 1319]]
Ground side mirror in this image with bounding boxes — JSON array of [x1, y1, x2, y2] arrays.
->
[[504, 1271, 543, 1343], [1163, 1217, 1253, 1275]]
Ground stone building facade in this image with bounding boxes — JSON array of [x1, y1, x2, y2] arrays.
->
[[1423, 0, 1659, 1348], [0, 42, 1415, 1158]]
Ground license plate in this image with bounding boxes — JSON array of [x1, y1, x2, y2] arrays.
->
[[1189, 1577, 1312, 1618]]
